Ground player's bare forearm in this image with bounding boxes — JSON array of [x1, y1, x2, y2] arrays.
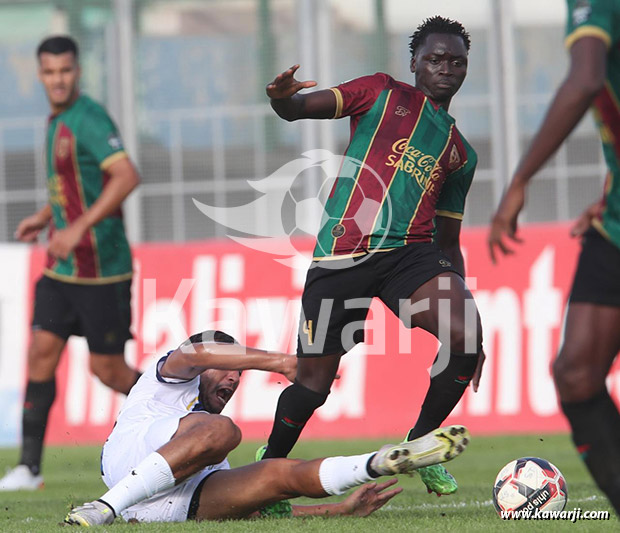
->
[[15, 204, 52, 242], [290, 480, 402, 518], [512, 37, 606, 187], [512, 82, 597, 186], [270, 90, 337, 121], [290, 502, 347, 517], [270, 94, 305, 121], [162, 343, 296, 381], [37, 203, 53, 223]]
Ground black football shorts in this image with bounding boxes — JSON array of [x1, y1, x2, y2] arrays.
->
[[569, 227, 620, 307], [32, 275, 132, 354], [297, 243, 461, 357]]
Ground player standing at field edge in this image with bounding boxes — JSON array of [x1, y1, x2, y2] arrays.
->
[[489, 0, 620, 516], [260, 16, 485, 497], [0, 36, 141, 491]]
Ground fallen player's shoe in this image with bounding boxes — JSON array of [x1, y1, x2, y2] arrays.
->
[[370, 425, 469, 476], [64, 500, 116, 526]]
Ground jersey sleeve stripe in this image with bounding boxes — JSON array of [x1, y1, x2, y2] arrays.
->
[[330, 87, 344, 119], [100, 150, 128, 170], [565, 26, 611, 50], [42, 269, 133, 284], [435, 209, 463, 220]]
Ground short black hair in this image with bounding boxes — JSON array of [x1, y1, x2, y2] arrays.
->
[[185, 330, 238, 346], [37, 36, 79, 59], [409, 16, 470, 59]]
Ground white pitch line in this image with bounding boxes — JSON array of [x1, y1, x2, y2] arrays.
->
[[384, 495, 601, 512]]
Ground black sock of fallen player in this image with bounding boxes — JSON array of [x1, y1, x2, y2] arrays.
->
[[262, 382, 328, 459], [407, 352, 478, 441], [562, 391, 620, 516], [19, 379, 56, 476]]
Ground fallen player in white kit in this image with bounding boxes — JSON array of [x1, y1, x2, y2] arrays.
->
[[65, 330, 470, 525]]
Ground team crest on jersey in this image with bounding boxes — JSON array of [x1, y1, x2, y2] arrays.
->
[[395, 106, 411, 117], [572, 0, 592, 25], [56, 137, 71, 160], [448, 145, 461, 170], [331, 223, 346, 238], [108, 134, 123, 150]]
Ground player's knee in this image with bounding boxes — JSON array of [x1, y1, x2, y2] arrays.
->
[[448, 318, 482, 355], [27, 340, 57, 366], [553, 351, 605, 402], [193, 415, 241, 461], [90, 357, 132, 391], [220, 416, 242, 451], [282, 382, 329, 415]]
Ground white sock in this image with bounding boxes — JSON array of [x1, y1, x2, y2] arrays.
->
[[318, 453, 376, 495], [100, 452, 175, 515]]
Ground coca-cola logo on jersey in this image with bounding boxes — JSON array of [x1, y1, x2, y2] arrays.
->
[[385, 137, 442, 192]]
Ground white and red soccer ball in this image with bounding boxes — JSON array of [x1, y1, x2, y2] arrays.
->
[[492, 457, 568, 515]]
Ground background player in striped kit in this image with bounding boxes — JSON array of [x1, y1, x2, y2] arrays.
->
[[260, 16, 485, 497], [0, 36, 141, 491], [489, 0, 620, 516]]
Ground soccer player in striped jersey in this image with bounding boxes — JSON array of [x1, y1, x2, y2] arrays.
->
[[0, 36, 141, 491], [260, 16, 485, 497], [489, 0, 620, 516]]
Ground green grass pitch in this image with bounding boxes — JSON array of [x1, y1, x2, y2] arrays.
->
[[0, 434, 615, 532]]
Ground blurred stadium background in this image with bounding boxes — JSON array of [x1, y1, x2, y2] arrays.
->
[[0, 0, 607, 244], [1, 0, 618, 455], [2, 1, 619, 525]]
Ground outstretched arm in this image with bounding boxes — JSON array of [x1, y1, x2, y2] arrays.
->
[[290, 479, 402, 518], [267, 64, 337, 121], [488, 36, 608, 262], [160, 342, 296, 382]]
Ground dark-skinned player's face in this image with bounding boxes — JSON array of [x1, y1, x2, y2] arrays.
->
[[198, 369, 241, 414], [411, 33, 468, 106]]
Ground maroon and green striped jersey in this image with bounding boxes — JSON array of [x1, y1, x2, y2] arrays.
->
[[566, 0, 620, 249], [313, 73, 477, 259], [45, 94, 132, 283]]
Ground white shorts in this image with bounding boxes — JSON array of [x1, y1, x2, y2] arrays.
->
[[101, 412, 229, 523]]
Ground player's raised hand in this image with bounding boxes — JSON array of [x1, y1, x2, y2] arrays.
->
[[341, 479, 402, 517], [488, 183, 525, 263], [571, 201, 601, 238], [266, 65, 317, 100], [472, 350, 486, 393]]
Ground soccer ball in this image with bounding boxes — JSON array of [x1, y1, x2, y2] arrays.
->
[[492, 457, 567, 515]]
